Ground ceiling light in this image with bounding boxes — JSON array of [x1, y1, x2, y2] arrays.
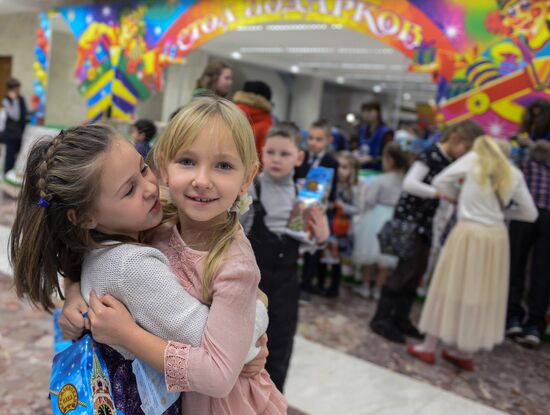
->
[[389, 64, 407, 71], [341, 63, 387, 70], [347, 73, 431, 83], [287, 47, 335, 54], [240, 47, 284, 53], [336, 76, 345, 84], [373, 85, 383, 93], [403, 92, 412, 100], [266, 23, 328, 31], [231, 51, 242, 60], [297, 62, 339, 69], [235, 47, 395, 55], [346, 113, 357, 123], [290, 65, 300, 73], [445, 25, 458, 38], [337, 47, 394, 55], [236, 25, 264, 31]]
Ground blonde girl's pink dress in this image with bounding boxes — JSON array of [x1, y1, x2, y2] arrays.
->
[[152, 225, 287, 415]]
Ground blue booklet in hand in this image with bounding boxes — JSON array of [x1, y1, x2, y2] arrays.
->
[[288, 166, 334, 234]]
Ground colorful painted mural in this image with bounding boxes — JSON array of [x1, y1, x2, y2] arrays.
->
[[32, 12, 51, 123], [45, 0, 550, 137], [411, 0, 550, 137]]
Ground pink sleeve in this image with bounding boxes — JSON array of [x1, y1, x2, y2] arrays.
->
[[164, 252, 259, 398], [164, 342, 192, 391]]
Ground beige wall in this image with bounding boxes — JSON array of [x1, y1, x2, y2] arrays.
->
[[161, 50, 209, 121], [289, 75, 324, 129], [45, 30, 87, 126], [0, 12, 38, 100]]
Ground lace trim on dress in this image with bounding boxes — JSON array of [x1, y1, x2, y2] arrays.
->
[[164, 341, 192, 392]]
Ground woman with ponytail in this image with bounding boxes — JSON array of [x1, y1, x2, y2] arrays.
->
[[407, 135, 538, 370]]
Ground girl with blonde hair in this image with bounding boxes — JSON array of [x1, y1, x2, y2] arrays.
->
[[13, 123, 269, 414], [408, 135, 538, 370], [371, 120, 484, 344], [77, 95, 287, 413]]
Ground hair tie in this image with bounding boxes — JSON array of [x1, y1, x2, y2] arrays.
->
[[229, 194, 252, 215], [38, 197, 50, 209]]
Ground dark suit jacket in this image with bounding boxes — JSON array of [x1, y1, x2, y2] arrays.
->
[[294, 151, 339, 202]]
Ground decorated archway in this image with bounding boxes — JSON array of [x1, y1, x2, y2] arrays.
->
[[32, 0, 550, 138]]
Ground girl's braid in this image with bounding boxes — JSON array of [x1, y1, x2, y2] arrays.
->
[[37, 131, 65, 202]]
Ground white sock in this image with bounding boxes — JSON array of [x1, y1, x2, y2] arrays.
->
[[413, 334, 438, 353]]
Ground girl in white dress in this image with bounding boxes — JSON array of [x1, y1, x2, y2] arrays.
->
[[353, 143, 409, 299], [408, 135, 538, 370]]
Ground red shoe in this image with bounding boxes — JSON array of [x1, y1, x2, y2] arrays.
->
[[442, 350, 474, 371], [407, 344, 435, 364]]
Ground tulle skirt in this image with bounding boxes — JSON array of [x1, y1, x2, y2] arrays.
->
[[352, 204, 398, 268], [419, 220, 509, 353]]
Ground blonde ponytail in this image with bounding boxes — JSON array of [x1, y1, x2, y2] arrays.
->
[[201, 211, 241, 301], [473, 135, 513, 202]]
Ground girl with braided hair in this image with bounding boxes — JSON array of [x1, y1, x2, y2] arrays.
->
[[10, 123, 269, 414], [62, 96, 287, 414]]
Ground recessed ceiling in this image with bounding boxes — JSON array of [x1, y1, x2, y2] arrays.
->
[[0, 0, 78, 14], [200, 22, 436, 102], [10, 4, 436, 103]]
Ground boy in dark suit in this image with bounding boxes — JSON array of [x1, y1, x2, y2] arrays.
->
[[295, 120, 339, 299]]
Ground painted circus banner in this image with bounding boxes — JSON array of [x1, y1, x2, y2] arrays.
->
[[47, 0, 550, 138]]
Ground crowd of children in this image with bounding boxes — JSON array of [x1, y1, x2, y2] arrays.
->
[[276, 111, 547, 372]]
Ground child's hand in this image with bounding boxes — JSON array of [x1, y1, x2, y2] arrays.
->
[[357, 154, 372, 165], [517, 133, 534, 147], [88, 291, 136, 347], [435, 191, 456, 204], [240, 334, 268, 378], [334, 200, 343, 209], [308, 205, 329, 244], [59, 281, 89, 339], [328, 240, 339, 259]]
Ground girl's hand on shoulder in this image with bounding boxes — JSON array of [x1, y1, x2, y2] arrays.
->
[[308, 205, 329, 244], [60, 282, 89, 340], [88, 291, 136, 347], [240, 334, 268, 378], [435, 191, 456, 204]]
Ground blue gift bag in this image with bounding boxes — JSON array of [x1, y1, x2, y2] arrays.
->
[[49, 310, 123, 415], [49, 310, 179, 415]]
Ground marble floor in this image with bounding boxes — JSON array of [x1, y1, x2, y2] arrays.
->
[[295, 290, 549, 415], [0, 193, 547, 415]]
